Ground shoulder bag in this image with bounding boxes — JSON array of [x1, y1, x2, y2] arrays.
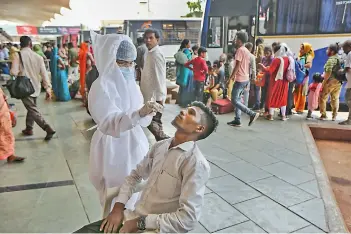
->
[[6, 52, 35, 99]]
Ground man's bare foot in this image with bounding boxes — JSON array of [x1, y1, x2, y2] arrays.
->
[[7, 155, 25, 163]]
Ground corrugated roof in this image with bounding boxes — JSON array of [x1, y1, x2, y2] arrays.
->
[[0, 0, 70, 25]]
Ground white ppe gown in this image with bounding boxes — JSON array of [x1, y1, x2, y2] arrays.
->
[[88, 31, 151, 209]]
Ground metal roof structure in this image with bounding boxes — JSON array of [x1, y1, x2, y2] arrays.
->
[[0, 28, 13, 42], [0, 0, 70, 25]]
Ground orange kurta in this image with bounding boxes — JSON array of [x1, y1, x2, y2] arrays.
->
[[0, 89, 14, 160], [79, 42, 88, 102]]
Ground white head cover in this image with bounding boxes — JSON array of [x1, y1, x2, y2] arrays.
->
[[274, 43, 294, 81], [89, 31, 143, 114], [88, 32, 148, 208]]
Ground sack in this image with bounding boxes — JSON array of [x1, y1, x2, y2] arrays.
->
[[6, 53, 35, 99], [174, 51, 188, 65], [211, 98, 234, 114], [332, 58, 347, 82], [295, 60, 306, 84]]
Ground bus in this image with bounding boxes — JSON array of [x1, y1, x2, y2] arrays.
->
[[123, 18, 202, 60], [200, 0, 351, 102]]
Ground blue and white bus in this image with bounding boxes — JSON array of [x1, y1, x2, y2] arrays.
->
[[200, 0, 351, 102]]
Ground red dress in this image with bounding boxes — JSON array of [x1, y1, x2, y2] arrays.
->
[[263, 57, 289, 108]]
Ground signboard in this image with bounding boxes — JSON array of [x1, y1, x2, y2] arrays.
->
[[37, 27, 59, 35], [55, 27, 80, 35], [12, 26, 80, 35], [16, 26, 38, 35]]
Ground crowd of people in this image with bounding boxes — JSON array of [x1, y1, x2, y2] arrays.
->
[[173, 32, 351, 126], [0, 28, 350, 233]]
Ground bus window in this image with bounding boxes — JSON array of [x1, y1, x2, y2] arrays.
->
[[259, 0, 320, 35], [319, 0, 351, 33], [208, 17, 222, 48]]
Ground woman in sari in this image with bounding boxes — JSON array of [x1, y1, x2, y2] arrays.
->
[[175, 39, 194, 107], [79, 42, 95, 106], [259, 43, 290, 121], [0, 89, 24, 163], [50, 47, 71, 101], [294, 43, 314, 114], [50, 47, 59, 98]]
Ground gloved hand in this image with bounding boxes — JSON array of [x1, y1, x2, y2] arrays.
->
[[139, 101, 163, 117]]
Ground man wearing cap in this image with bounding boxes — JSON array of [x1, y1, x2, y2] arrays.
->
[[185, 47, 208, 102], [88, 32, 162, 209], [228, 31, 260, 127]]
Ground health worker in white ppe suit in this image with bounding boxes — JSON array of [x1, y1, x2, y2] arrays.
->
[[88, 31, 163, 210]]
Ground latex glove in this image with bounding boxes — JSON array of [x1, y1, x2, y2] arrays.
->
[[139, 101, 163, 117]]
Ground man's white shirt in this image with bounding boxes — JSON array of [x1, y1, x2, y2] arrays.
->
[[116, 138, 211, 233]]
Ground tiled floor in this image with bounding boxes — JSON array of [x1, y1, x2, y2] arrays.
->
[[1, 94, 347, 233]]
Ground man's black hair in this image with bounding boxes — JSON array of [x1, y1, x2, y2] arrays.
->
[[198, 46, 207, 55], [143, 28, 160, 39], [63, 43, 67, 47], [20, 36, 32, 48], [236, 31, 248, 44], [191, 101, 219, 140], [68, 42, 74, 48]]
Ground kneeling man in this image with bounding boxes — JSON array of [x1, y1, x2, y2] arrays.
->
[[76, 101, 218, 233]]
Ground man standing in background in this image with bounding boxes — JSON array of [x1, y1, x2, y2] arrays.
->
[[227, 32, 259, 127], [68, 42, 79, 81], [339, 40, 351, 125], [140, 28, 169, 141], [136, 37, 147, 81]]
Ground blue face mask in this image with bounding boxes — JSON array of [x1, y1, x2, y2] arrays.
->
[[120, 67, 135, 81]]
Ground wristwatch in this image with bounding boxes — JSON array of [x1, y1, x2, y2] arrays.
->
[[137, 216, 146, 231]]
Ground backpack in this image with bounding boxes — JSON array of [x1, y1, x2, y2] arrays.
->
[[286, 57, 296, 82], [332, 58, 347, 83], [295, 60, 306, 84]]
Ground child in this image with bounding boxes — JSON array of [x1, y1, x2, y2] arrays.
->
[[204, 65, 216, 106], [258, 46, 274, 116], [185, 47, 208, 102], [307, 73, 323, 119]]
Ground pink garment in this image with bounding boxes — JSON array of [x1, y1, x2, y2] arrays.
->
[[0, 89, 14, 160], [234, 46, 250, 82], [308, 83, 323, 111]]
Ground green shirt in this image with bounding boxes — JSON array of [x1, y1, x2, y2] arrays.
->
[[324, 55, 339, 79], [68, 48, 79, 67]]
